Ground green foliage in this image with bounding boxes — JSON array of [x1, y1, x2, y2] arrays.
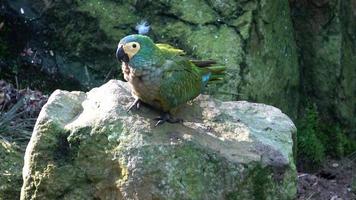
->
[[0, 99, 34, 148], [297, 104, 325, 169], [297, 103, 356, 170], [0, 32, 9, 58], [0, 17, 11, 58], [352, 174, 356, 194], [319, 123, 356, 158], [0, 38, 8, 56]]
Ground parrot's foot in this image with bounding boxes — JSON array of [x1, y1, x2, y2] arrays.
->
[[127, 99, 141, 112], [154, 113, 183, 126]]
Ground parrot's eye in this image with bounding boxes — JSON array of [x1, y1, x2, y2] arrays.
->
[[123, 42, 141, 60]]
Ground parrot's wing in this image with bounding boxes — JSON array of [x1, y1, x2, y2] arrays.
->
[[158, 59, 202, 110], [156, 43, 185, 56]]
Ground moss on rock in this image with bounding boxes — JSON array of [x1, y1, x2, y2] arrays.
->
[[0, 140, 23, 200], [227, 163, 296, 200]]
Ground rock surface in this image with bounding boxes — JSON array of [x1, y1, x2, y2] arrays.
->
[[21, 80, 297, 200]]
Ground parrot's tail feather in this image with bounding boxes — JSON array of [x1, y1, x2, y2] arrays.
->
[[209, 74, 225, 81], [206, 66, 226, 79], [192, 59, 226, 85], [190, 60, 217, 67], [205, 66, 226, 74], [206, 79, 224, 85], [200, 64, 226, 85]]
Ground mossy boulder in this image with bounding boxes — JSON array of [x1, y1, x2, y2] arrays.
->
[[21, 80, 297, 200]]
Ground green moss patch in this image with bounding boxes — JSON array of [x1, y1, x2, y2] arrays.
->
[[297, 104, 356, 171], [0, 140, 23, 200]]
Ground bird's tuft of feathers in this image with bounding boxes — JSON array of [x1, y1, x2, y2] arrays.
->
[[135, 20, 150, 35]]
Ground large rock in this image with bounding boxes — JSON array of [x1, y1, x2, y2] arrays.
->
[[1, 0, 299, 118], [21, 80, 297, 200]]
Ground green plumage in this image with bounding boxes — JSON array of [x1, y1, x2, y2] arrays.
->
[[118, 34, 225, 114]]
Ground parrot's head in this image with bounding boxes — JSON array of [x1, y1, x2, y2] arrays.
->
[[116, 34, 158, 67]]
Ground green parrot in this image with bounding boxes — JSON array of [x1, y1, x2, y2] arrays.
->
[[116, 34, 225, 125]]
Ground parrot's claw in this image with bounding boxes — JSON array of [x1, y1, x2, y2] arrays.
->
[[127, 99, 141, 112], [154, 113, 183, 126]]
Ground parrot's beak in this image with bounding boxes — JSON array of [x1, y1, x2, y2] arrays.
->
[[116, 46, 130, 63]]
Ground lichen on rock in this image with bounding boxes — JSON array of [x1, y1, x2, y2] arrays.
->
[[21, 80, 297, 200]]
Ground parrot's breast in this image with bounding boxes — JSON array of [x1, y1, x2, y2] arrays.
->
[[122, 63, 166, 110]]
